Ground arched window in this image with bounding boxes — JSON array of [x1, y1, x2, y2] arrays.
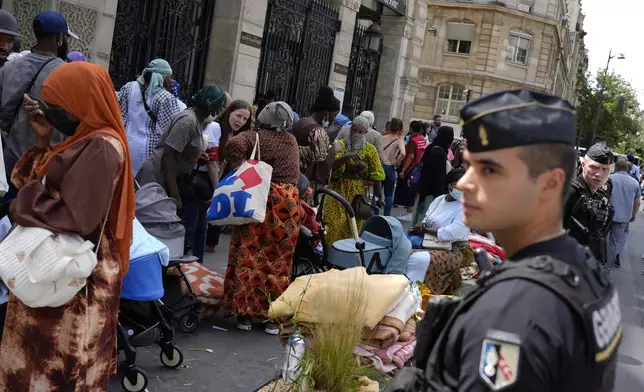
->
[[506, 29, 532, 65], [436, 85, 466, 118]]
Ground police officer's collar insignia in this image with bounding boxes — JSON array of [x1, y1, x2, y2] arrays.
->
[[479, 330, 521, 390]]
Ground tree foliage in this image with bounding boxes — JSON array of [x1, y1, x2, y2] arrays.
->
[[576, 67, 643, 155]]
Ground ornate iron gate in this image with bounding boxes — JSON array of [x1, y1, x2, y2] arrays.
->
[[109, 0, 216, 100], [256, 0, 340, 116], [342, 23, 381, 119]]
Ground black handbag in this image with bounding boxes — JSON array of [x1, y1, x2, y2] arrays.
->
[[177, 170, 213, 202]]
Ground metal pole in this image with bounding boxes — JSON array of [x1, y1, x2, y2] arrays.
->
[[590, 49, 614, 143]]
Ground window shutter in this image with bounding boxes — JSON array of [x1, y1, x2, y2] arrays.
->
[[447, 22, 475, 42]]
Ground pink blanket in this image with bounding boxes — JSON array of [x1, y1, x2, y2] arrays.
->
[[374, 337, 416, 368]]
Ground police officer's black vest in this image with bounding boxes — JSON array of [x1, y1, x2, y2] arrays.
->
[[421, 251, 620, 392]]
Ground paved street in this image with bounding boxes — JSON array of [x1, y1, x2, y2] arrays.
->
[[109, 208, 644, 391]]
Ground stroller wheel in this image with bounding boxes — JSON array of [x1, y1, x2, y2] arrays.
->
[[178, 314, 200, 334], [121, 366, 148, 392], [160, 345, 184, 368]]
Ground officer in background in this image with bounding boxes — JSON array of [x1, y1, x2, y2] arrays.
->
[[386, 90, 620, 392], [564, 143, 615, 265]]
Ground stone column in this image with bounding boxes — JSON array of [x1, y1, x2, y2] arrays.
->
[[204, 0, 268, 103], [327, 0, 360, 109], [373, 0, 427, 129], [8, 0, 119, 69]]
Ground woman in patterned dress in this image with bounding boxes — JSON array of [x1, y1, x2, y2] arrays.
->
[[324, 115, 385, 246], [223, 101, 300, 334], [0, 62, 135, 391]]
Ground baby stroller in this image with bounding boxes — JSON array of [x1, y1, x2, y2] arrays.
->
[[117, 219, 185, 392], [135, 183, 201, 333], [311, 188, 412, 275]]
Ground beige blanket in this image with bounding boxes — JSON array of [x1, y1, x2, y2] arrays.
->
[[268, 267, 409, 330]]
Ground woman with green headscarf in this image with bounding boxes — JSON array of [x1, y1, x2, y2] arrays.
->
[[117, 58, 183, 174], [136, 84, 228, 261]]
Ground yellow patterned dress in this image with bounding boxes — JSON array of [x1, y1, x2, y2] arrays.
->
[[323, 140, 385, 245]]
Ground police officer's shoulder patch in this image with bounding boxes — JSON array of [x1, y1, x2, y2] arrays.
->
[[479, 330, 521, 391]]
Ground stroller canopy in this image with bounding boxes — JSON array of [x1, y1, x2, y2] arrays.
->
[[135, 183, 181, 225], [360, 216, 412, 275], [135, 183, 184, 241]]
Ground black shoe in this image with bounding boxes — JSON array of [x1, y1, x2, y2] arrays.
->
[[614, 254, 621, 268]]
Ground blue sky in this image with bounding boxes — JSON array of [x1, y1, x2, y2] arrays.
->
[[583, 0, 643, 104]]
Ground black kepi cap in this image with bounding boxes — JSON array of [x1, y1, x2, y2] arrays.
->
[[460, 89, 576, 153], [585, 142, 614, 165]]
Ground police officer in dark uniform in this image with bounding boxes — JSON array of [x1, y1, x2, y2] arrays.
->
[[386, 90, 621, 392], [564, 143, 615, 265]]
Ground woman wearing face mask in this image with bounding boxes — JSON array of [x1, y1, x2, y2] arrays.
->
[[323, 115, 385, 245], [204, 99, 252, 253], [3, 62, 135, 391], [406, 169, 475, 295]]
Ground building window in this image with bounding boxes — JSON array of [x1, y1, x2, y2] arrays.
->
[[446, 22, 475, 56], [506, 31, 532, 65], [518, 2, 533, 13], [447, 39, 472, 54], [436, 85, 466, 118]]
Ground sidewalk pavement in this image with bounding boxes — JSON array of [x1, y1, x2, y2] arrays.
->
[[612, 213, 644, 391]]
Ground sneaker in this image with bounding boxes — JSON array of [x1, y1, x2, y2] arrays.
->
[[398, 213, 412, 222]]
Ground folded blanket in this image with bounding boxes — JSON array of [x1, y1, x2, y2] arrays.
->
[[363, 324, 400, 349], [168, 262, 224, 318], [382, 288, 420, 332], [354, 345, 397, 373], [399, 318, 416, 342], [374, 337, 416, 369], [269, 267, 409, 330]]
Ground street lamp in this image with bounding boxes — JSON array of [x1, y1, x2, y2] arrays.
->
[[363, 22, 383, 54], [590, 49, 625, 143]]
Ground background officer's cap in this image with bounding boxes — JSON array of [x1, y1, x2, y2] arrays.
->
[[460, 90, 576, 153], [585, 142, 615, 165]]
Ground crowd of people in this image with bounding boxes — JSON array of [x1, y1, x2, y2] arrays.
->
[[0, 6, 630, 392]]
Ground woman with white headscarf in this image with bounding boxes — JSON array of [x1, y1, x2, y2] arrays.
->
[[323, 115, 385, 245], [117, 58, 182, 174], [222, 101, 301, 334]]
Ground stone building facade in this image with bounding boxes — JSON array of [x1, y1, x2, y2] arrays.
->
[[413, 0, 586, 129], [3, 0, 118, 69], [3, 0, 428, 129]]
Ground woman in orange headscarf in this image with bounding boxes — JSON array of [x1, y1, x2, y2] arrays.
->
[[0, 62, 135, 392]]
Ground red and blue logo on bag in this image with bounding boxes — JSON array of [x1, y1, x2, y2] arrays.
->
[[209, 163, 262, 219]]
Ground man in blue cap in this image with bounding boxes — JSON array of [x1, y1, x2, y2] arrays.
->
[[0, 10, 77, 210]]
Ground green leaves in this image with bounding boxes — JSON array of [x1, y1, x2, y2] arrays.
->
[[576, 68, 643, 154]]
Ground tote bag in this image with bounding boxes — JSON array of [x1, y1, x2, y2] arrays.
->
[[206, 132, 273, 225]]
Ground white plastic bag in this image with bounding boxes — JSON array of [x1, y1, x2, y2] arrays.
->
[[206, 133, 273, 225]]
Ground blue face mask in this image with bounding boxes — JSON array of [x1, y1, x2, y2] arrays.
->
[[322, 120, 329, 128], [449, 188, 462, 201]]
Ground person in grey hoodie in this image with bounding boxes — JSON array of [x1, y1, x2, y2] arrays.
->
[[0, 11, 77, 199]]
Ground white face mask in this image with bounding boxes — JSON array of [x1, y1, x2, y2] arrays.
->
[[449, 187, 462, 201]]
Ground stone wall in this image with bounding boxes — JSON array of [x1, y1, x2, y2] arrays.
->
[[414, 1, 567, 121], [4, 0, 118, 69]]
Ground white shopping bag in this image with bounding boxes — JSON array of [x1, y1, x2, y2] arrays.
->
[[0, 136, 8, 197], [206, 133, 272, 225]]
